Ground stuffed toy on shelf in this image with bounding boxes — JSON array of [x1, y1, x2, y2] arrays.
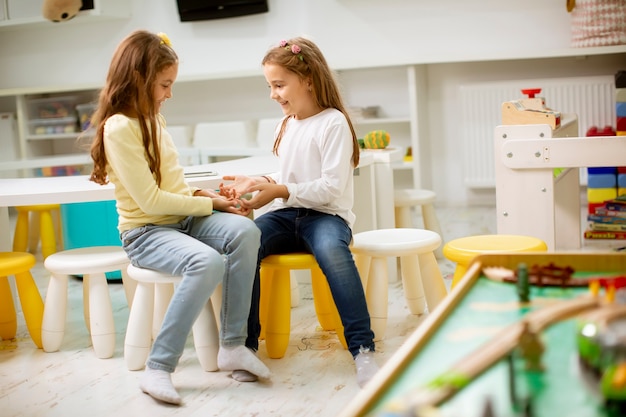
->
[[42, 0, 83, 23]]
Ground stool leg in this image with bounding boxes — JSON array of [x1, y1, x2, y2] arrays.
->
[[310, 268, 347, 349], [418, 252, 447, 311], [0, 276, 17, 341], [259, 266, 274, 341], [28, 212, 40, 254], [394, 206, 412, 229], [422, 204, 444, 259], [153, 283, 174, 339], [265, 268, 291, 359], [450, 264, 468, 289], [399, 254, 426, 315], [52, 208, 63, 251], [310, 267, 335, 331], [366, 257, 388, 342], [42, 273, 69, 352], [12, 210, 30, 253], [192, 298, 219, 372], [14, 271, 44, 348], [353, 253, 371, 290], [83, 275, 90, 334], [86, 273, 115, 359], [125, 282, 154, 370], [290, 272, 300, 307], [39, 209, 57, 260], [210, 283, 222, 332], [121, 268, 136, 309]]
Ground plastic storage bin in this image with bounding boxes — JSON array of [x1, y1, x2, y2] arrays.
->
[[28, 96, 78, 119], [76, 103, 97, 131], [61, 200, 122, 280], [29, 117, 78, 135]]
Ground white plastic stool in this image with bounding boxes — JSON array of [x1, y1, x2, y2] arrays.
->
[[351, 228, 447, 341], [394, 189, 444, 258], [42, 246, 130, 359], [124, 264, 221, 372]]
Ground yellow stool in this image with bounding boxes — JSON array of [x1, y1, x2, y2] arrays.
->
[[443, 234, 548, 288], [0, 252, 44, 348], [13, 204, 62, 260], [259, 253, 347, 359]]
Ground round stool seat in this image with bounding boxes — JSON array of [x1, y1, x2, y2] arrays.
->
[[352, 228, 441, 256], [126, 264, 180, 283], [44, 246, 129, 275], [263, 253, 317, 268], [394, 189, 436, 207], [0, 252, 43, 348], [443, 234, 548, 288], [0, 251, 37, 274]]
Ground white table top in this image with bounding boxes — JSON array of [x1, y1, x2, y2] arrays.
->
[[0, 155, 280, 207]]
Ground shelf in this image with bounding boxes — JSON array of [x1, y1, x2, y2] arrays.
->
[[0, 154, 91, 171], [26, 133, 81, 141]]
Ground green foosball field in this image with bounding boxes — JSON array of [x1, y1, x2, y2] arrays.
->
[[339, 253, 626, 417]]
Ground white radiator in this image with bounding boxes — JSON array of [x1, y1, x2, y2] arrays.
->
[[460, 75, 616, 188]]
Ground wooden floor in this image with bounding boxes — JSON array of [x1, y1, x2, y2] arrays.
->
[[3, 204, 615, 417]]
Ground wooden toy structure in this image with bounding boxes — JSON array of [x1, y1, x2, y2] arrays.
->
[[495, 89, 626, 250]]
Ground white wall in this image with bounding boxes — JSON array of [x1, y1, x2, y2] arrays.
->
[[0, 0, 576, 89], [0, 0, 622, 205]]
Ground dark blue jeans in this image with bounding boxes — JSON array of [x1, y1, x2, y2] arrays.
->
[[245, 208, 375, 357]]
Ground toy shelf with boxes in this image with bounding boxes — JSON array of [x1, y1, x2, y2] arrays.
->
[[2, 91, 98, 177]]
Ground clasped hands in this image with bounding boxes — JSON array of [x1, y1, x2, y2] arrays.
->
[[219, 175, 282, 210]]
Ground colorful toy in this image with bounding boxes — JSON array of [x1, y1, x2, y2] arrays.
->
[[42, 0, 83, 23], [363, 130, 390, 149]]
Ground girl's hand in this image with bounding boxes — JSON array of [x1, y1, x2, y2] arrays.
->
[[212, 196, 252, 217], [194, 188, 221, 198], [240, 183, 288, 210], [220, 175, 256, 198]]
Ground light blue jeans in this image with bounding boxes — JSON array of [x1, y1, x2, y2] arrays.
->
[[121, 212, 261, 373]]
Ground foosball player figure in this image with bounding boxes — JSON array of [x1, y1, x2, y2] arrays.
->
[[516, 263, 530, 303], [518, 321, 545, 372]]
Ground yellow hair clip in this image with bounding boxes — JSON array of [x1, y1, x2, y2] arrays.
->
[[157, 32, 172, 47]]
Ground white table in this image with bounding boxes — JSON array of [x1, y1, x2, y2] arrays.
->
[[0, 152, 399, 251]]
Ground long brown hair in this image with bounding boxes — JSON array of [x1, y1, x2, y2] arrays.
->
[[263, 37, 360, 167], [89, 30, 178, 186]]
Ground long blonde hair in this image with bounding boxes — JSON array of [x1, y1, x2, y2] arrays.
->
[[263, 37, 360, 167], [89, 30, 178, 186]]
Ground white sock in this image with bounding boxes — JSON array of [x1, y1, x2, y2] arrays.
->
[[231, 369, 258, 382], [355, 348, 379, 388], [218, 345, 271, 379], [139, 367, 182, 405]]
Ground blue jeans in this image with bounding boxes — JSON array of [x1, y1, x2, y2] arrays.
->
[[245, 208, 375, 357], [121, 212, 260, 373]]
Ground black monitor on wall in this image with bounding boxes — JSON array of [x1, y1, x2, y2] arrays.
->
[[176, 0, 269, 21]]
